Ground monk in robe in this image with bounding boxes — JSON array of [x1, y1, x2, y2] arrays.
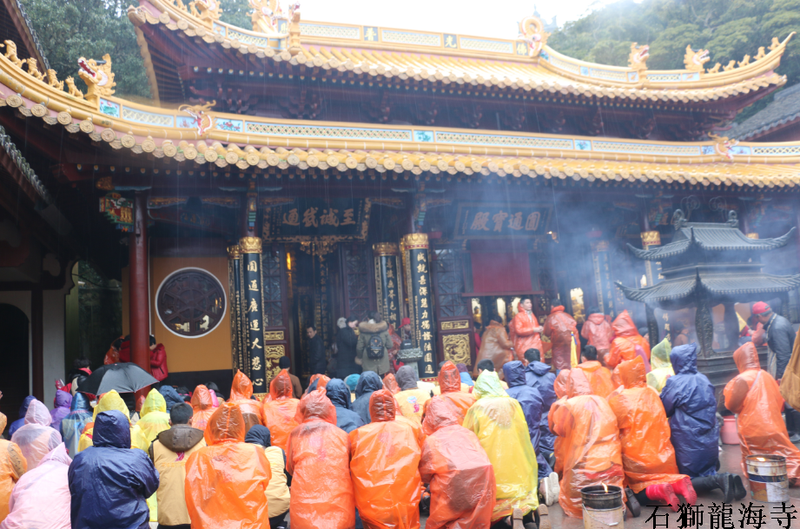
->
[[543, 306, 578, 371], [509, 298, 543, 363]]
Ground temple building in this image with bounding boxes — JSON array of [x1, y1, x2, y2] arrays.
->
[[1, 0, 799, 412]]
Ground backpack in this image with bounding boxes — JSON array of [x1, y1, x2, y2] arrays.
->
[[367, 334, 385, 359]]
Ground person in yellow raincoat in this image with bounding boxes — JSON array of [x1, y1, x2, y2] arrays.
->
[[607, 357, 696, 512], [549, 370, 624, 518], [394, 365, 432, 426], [462, 370, 539, 524], [185, 402, 272, 529], [0, 412, 26, 521], [647, 338, 675, 394], [230, 370, 264, 432], [78, 390, 149, 452], [133, 388, 171, 443], [724, 342, 800, 485]]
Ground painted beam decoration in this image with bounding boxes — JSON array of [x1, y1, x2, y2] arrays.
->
[[240, 236, 267, 393], [227, 245, 248, 375], [373, 243, 402, 330], [402, 233, 437, 377], [454, 202, 552, 239]]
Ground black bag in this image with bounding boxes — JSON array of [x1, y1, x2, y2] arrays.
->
[[367, 334, 385, 359]]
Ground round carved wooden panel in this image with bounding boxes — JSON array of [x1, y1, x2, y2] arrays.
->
[[156, 268, 226, 338]]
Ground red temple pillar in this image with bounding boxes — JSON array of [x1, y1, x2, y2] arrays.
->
[[130, 191, 151, 374]]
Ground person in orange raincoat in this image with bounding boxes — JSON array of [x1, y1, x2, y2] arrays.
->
[[420, 398, 495, 529], [191, 384, 216, 431], [383, 373, 401, 394], [262, 370, 300, 451], [509, 298, 543, 362], [306, 374, 330, 394], [0, 412, 26, 521], [426, 362, 476, 427], [581, 309, 614, 355], [612, 310, 651, 361], [549, 369, 624, 518], [230, 370, 264, 432], [287, 388, 355, 529], [543, 306, 578, 372], [551, 369, 570, 477], [185, 402, 272, 529], [607, 357, 696, 511], [605, 336, 637, 370], [349, 389, 422, 529], [474, 316, 514, 376], [577, 346, 615, 398], [724, 342, 800, 485]]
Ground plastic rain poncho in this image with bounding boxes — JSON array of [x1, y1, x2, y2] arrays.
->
[[50, 391, 72, 431], [612, 310, 650, 360], [68, 410, 159, 529], [158, 385, 185, 412], [463, 371, 538, 522], [191, 385, 216, 431], [262, 370, 300, 451], [474, 321, 515, 375], [185, 403, 272, 529], [577, 361, 615, 398], [8, 397, 34, 437], [581, 313, 614, 354], [503, 361, 551, 478], [604, 337, 637, 370], [134, 389, 171, 443], [383, 373, 401, 394], [724, 342, 800, 484], [230, 370, 264, 432], [425, 362, 475, 428], [420, 398, 496, 529], [543, 306, 578, 372], [607, 357, 686, 493], [349, 389, 422, 529], [11, 399, 61, 470], [394, 366, 431, 425], [287, 389, 355, 529], [647, 338, 675, 394], [524, 361, 557, 453], [60, 393, 92, 457], [325, 379, 364, 434], [549, 370, 624, 518], [78, 390, 149, 452], [352, 371, 384, 424], [660, 343, 720, 478], [1, 443, 72, 529], [0, 413, 26, 522]]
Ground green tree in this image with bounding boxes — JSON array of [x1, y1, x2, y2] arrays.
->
[[219, 0, 253, 29]]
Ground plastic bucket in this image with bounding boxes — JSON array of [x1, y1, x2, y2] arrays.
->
[[721, 416, 739, 445], [581, 486, 625, 529], [746, 455, 789, 503]]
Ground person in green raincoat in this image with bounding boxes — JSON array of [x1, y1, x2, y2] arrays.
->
[[647, 338, 675, 394], [463, 370, 540, 526]]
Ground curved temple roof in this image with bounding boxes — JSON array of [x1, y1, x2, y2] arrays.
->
[[129, 0, 791, 106], [629, 225, 796, 260]]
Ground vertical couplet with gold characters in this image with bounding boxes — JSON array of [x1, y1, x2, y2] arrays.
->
[[401, 233, 437, 377], [373, 243, 402, 331], [227, 245, 248, 376], [240, 236, 267, 394]]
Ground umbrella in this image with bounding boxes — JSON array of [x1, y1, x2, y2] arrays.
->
[[79, 363, 159, 395]]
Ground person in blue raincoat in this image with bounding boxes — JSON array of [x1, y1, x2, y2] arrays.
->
[[8, 396, 34, 437], [158, 385, 185, 412], [60, 393, 93, 457], [68, 410, 160, 529], [326, 379, 364, 434], [660, 343, 745, 503], [523, 349, 557, 460], [352, 371, 384, 424]]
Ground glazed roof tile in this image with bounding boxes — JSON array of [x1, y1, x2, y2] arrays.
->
[[617, 272, 800, 304], [729, 84, 800, 141], [629, 225, 795, 260]]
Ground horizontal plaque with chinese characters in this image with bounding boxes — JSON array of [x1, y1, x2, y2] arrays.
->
[[262, 198, 371, 240], [453, 202, 552, 239]]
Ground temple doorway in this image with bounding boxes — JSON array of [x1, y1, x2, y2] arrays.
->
[[0, 304, 29, 434]]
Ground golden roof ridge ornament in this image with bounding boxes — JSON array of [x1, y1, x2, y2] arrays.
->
[[179, 101, 216, 137], [287, 1, 302, 55], [517, 16, 549, 58], [189, 0, 221, 27], [249, 0, 288, 35], [628, 43, 649, 71], [78, 54, 115, 106]]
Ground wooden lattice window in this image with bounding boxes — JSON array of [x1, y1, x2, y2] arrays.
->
[[156, 268, 226, 337], [343, 246, 371, 319], [433, 249, 468, 318]]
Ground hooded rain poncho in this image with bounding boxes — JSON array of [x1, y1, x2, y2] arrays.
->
[[134, 389, 171, 443], [11, 399, 62, 470], [352, 371, 384, 424], [607, 357, 686, 493], [474, 321, 514, 376], [524, 360, 557, 453], [60, 393, 93, 458], [185, 403, 272, 529], [647, 338, 675, 394], [230, 370, 264, 431], [426, 362, 475, 426], [576, 360, 615, 398], [68, 410, 159, 529], [394, 366, 431, 425], [549, 370, 624, 518], [8, 397, 34, 438], [326, 379, 364, 433], [611, 310, 650, 360], [543, 306, 578, 371], [463, 371, 538, 522], [1, 443, 71, 529], [724, 342, 800, 484], [50, 392, 72, 431], [420, 398, 496, 529], [78, 390, 149, 452], [349, 390, 422, 529], [383, 373, 401, 394], [660, 343, 719, 477], [262, 370, 300, 450], [581, 313, 614, 353], [191, 385, 216, 431], [158, 385, 185, 412], [0, 413, 26, 522], [502, 361, 551, 478], [605, 337, 637, 370], [287, 389, 355, 529]]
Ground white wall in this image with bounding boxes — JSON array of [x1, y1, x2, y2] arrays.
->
[[0, 292, 31, 394]]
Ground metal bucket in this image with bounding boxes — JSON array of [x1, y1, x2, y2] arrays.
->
[[746, 455, 789, 503], [581, 486, 625, 529]]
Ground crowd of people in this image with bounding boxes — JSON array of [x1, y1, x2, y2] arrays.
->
[[0, 300, 798, 529]]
